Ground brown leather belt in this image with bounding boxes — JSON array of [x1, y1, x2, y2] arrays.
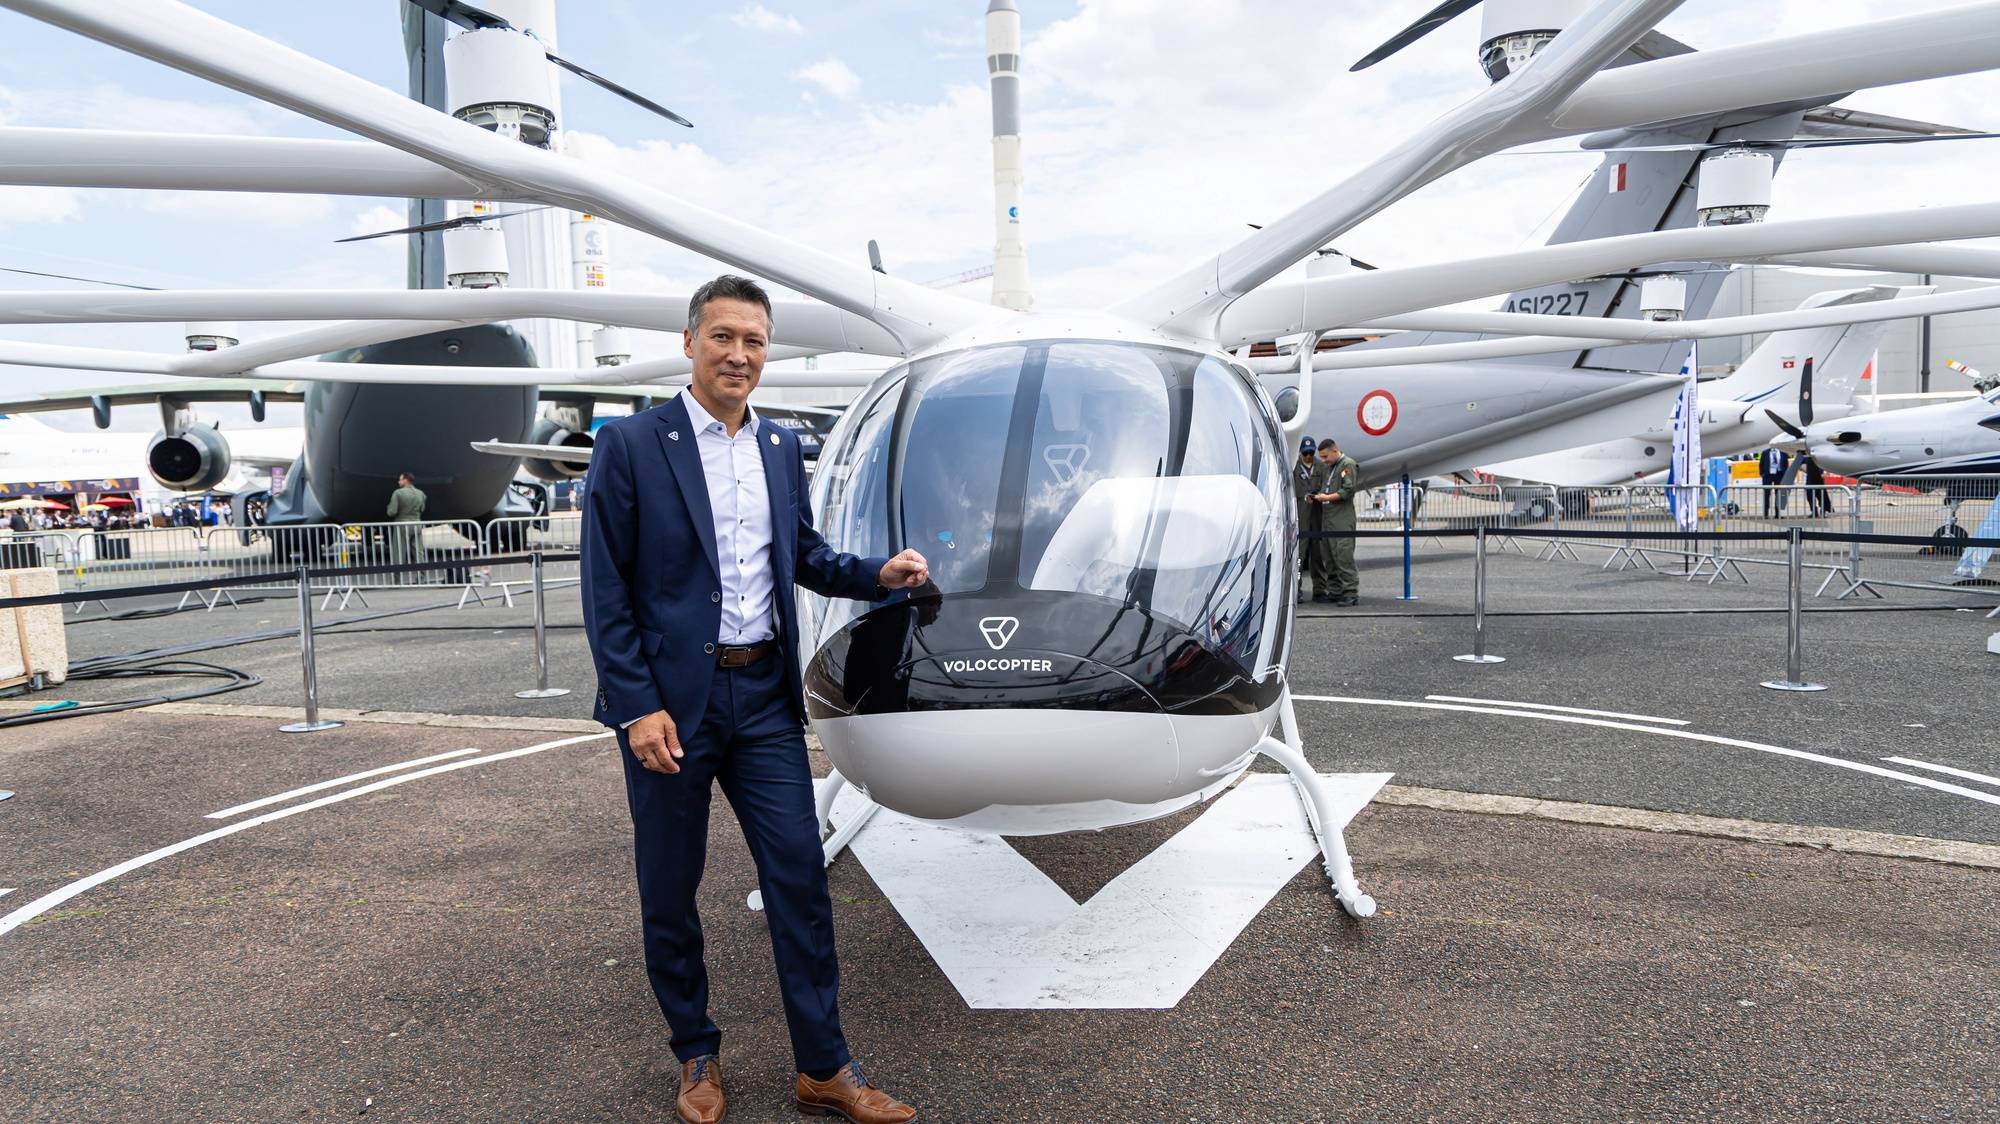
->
[[716, 641, 773, 669]]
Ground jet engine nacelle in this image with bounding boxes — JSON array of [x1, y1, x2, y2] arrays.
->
[[147, 423, 232, 492], [522, 416, 593, 481]]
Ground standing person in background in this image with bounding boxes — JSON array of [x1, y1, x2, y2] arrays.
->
[[1757, 446, 1790, 518], [1312, 437, 1363, 607], [1292, 437, 1319, 601], [1802, 454, 1829, 517], [385, 472, 427, 583]]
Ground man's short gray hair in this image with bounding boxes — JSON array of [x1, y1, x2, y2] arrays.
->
[[688, 274, 774, 333]]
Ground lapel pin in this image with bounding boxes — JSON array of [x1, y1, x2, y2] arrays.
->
[[769, 432, 780, 446], [668, 430, 680, 441]]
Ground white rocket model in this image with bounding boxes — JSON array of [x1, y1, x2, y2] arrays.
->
[[987, 0, 1031, 311]]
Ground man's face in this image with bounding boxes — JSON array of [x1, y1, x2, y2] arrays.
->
[[1318, 447, 1338, 466], [684, 297, 770, 419]]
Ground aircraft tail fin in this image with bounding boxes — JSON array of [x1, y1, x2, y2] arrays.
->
[[1710, 285, 1928, 423]]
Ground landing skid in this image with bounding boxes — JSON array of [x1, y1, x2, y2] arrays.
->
[[1267, 687, 1377, 918], [747, 769, 880, 912]]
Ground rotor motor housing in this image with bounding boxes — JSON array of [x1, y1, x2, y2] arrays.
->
[[1479, 0, 1589, 82], [444, 223, 510, 289], [183, 321, 240, 352], [1696, 149, 1775, 226], [443, 26, 556, 147]]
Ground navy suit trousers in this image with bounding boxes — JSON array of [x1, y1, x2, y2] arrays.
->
[[618, 656, 849, 1075]]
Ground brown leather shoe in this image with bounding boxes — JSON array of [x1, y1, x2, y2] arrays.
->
[[676, 1054, 725, 1124], [794, 1061, 916, 1122]]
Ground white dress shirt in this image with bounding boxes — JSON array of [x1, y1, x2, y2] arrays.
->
[[681, 388, 777, 646], [621, 390, 782, 728]]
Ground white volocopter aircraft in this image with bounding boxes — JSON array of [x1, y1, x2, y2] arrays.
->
[[7, 0, 2000, 916], [1481, 285, 1922, 486]]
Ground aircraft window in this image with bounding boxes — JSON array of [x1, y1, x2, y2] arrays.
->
[[1022, 347, 1279, 672], [813, 374, 905, 638], [895, 346, 1023, 594]]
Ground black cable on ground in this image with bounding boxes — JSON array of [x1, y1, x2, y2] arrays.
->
[[0, 660, 260, 729]]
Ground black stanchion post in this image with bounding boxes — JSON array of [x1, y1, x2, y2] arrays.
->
[[1397, 473, 1417, 602], [515, 549, 570, 700], [280, 563, 343, 732], [1761, 526, 1825, 693], [1455, 525, 1505, 665]]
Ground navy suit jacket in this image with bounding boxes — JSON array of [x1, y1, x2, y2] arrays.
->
[[581, 396, 889, 734]]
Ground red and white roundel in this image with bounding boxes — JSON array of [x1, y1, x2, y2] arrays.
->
[[1356, 390, 1397, 436]]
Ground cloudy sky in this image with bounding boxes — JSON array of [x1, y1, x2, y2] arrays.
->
[[2, 0, 1996, 428]]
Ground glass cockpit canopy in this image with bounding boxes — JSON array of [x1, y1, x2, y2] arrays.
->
[[811, 341, 1290, 674]]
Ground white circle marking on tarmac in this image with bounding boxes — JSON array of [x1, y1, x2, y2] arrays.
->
[[0, 732, 612, 940], [1293, 695, 2000, 809]]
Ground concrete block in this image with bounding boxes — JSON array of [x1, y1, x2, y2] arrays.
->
[[2, 568, 67, 686]]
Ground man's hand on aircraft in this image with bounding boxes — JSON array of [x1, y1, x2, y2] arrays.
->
[[879, 548, 930, 589], [628, 710, 683, 775]]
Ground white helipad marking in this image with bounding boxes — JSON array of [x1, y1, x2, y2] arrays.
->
[[1424, 695, 1688, 726], [206, 748, 485, 819], [1295, 695, 2000, 810], [0, 732, 609, 939], [1883, 756, 2000, 790], [0, 890, 13, 900], [827, 771, 1391, 1009]]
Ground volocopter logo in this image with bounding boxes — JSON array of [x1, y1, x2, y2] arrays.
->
[[978, 616, 1020, 650]]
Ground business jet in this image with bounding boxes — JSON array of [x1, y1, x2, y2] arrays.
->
[[7, 0, 2000, 917], [1482, 285, 1920, 486]]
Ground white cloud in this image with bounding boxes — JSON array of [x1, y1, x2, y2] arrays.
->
[[793, 58, 861, 100], [732, 4, 803, 34], [141, 191, 334, 227], [0, 186, 84, 226]]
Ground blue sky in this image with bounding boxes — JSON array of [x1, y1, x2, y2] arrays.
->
[[2, 1, 1997, 429]]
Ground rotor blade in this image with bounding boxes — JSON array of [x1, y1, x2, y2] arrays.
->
[[0, 264, 158, 290], [1763, 409, 1808, 440], [1350, 0, 1485, 72], [1798, 357, 1816, 427], [546, 51, 692, 128], [1505, 132, 2000, 156], [404, 0, 511, 31], [334, 206, 549, 242]]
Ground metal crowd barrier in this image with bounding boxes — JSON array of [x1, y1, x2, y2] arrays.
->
[[0, 550, 583, 732]]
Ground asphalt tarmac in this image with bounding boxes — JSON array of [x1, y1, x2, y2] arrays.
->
[[4, 541, 1996, 1120]]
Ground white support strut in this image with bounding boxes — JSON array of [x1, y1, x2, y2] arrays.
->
[[1265, 688, 1377, 918]]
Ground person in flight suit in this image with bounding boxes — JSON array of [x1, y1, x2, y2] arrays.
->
[[1312, 437, 1363, 606], [384, 471, 427, 584], [1292, 436, 1321, 599]]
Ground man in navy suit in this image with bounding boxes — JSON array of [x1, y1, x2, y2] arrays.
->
[[582, 276, 928, 1124], [1758, 446, 1791, 518]]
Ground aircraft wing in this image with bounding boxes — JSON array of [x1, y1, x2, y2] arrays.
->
[[1484, 437, 1669, 488], [1797, 106, 1980, 140], [472, 440, 591, 464], [0, 378, 308, 417]]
